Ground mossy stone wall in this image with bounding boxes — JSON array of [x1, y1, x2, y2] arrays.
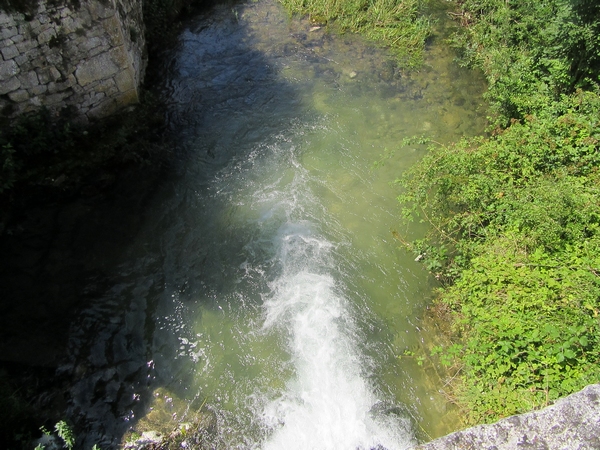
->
[[0, 0, 145, 121]]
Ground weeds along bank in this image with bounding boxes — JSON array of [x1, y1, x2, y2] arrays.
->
[[277, 0, 431, 68], [278, 0, 600, 426], [396, 0, 600, 425]]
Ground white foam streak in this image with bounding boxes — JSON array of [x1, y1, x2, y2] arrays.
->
[[260, 225, 413, 450]]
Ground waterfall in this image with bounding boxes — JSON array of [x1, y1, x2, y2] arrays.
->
[[258, 224, 415, 449]]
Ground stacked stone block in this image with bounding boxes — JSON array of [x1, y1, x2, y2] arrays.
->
[[0, 0, 145, 121]]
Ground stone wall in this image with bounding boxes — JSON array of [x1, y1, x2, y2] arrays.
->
[[414, 383, 600, 450], [0, 0, 145, 121]]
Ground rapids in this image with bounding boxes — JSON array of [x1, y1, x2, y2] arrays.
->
[[58, 1, 486, 448]]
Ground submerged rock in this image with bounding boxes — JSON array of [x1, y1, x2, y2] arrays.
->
[[123, 430, 164, 449], [414, 384, 600, 450]]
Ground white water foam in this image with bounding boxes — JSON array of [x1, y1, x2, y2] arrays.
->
[[259, 223, 415, 450]]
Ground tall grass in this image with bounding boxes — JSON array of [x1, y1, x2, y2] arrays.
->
[[278, 0, 431, 68]]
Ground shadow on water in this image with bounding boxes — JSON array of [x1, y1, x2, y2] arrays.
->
[[0, 193, 162, 450], [0, 0, 487, 448], [0, 2, 300, 449], [58, 3, 311, 449]]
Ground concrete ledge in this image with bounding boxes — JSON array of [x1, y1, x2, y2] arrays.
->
[[414, 384, 600, 450]]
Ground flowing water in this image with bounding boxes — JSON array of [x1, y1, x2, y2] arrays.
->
[[63, 1, 486, 448]]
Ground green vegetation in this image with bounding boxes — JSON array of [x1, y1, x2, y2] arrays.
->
[[0, 97, 166, 209], [54, 420, 75, 450], [0, 370, 37, 448], [35, 421, 79, 450], [277, 0, 431, 68], [450, 0, 600, 127], [396, 0, 600, 424]]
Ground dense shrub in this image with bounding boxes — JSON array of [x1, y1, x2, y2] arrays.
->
[[451, 0, 600, 126], [397, 0, 600, 424]]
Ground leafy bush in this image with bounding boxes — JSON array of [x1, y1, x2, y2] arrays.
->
[[450, 0, 600, 126], [399, 90, 600, 249], [440, 235, 600, 423], [396, 1, 600, 421]]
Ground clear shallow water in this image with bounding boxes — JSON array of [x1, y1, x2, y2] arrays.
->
[[63, 1, 486, 448]]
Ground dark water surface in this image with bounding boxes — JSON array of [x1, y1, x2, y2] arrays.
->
[[0, 1, 486, 448]]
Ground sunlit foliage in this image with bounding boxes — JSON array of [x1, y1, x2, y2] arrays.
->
[[397, 0, 600, 423], [277, 0, 432, 68]]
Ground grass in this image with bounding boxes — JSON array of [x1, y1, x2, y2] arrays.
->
[[277, 0, 432, 68]]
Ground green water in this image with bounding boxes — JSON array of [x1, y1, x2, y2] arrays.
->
[[65, 2, 486, 448]]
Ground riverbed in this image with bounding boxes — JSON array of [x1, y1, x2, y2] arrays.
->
[[0, 1, 486, 448]]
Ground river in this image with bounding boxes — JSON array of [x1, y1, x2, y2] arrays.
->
[[29, 1, 485, 448]]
